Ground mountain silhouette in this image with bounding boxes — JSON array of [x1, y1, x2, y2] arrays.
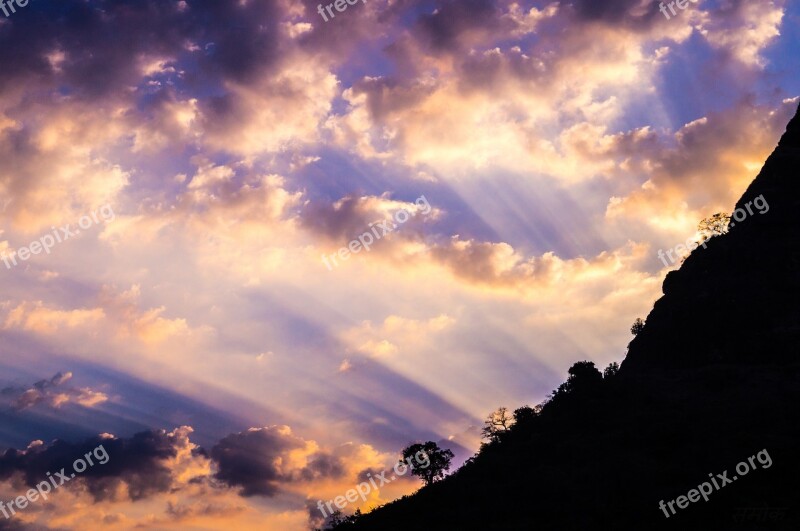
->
[[624, 104, 800, 371], [326, 104, 800, 531]]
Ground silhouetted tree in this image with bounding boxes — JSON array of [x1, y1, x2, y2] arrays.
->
[[603, 362, 620, 378], [631, 318, 645, 336], [513, 405, 539, 424], [698, 212, 730, 242], [401, 442, 454, 485], [555, 361, 603, 397], [481, 407, 514, 443]]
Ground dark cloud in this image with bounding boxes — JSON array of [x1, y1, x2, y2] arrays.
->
[[347, 76, 438, 122], [0, 428, 193, 501], [0, 517, 40, 530], [568, 0, 662, 26], [457, 45, 550, 92], [0, 0, 285, 97], [355, 466, 382, 483], [413, 0, 500, 53], [211, 426, 344, 497], [0, 422, 350, 509], [429, 238, 531, 286], [293, 452, 345, 482], [300, 193, 435, 257], [211, 427, 300, 497], [301, 195, 380, 241], [165, 499, 240, 520]]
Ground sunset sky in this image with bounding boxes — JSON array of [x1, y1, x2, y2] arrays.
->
[[0, 0, 798, 529]]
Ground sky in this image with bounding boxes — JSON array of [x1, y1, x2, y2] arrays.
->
[[0, 0, 797, 529]]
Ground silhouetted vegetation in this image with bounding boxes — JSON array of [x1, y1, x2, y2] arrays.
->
[[603, 361, 620, 378], [316, 509, 362, 530], [698, 212, 730, 242], [630, 317, 645, 335], [481, 406, 514, 443], [552, 360, 603, 398], [401, 441, 454, 486], [512, 404, 539, 424]]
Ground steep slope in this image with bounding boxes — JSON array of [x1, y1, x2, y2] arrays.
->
[[624, 105, 800, 371], [337, 104, 800, 531]]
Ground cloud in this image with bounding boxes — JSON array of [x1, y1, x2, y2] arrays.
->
[[698, 0, 785, 66], [211, 425, 344, 497], [1, 285, 203, 347], [411, 0, 504, 53], [0, 0, 332, 239], [341, 314, 455, 360], [606, 99, 799, 235], [209, 424, 427, 521], [329, 21, 663, 178], [198, 58, 339, 157], [3, 303, 106, 335], [0, 372, 108, 411], [0, 427, 206, 502], [0, 426, 317, 529], [0, 0, 287, 98], [326, 0, 787, 185], [569, 0, 664, 27], [301, 193, 437, 244], [0, 92, 129, 234], [425, 235, 656, 292]]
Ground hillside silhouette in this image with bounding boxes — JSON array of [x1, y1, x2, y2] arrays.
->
[[326, 104, 800, 531]]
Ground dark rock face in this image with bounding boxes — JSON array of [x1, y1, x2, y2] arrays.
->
[[623, 104, 800, 372]]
